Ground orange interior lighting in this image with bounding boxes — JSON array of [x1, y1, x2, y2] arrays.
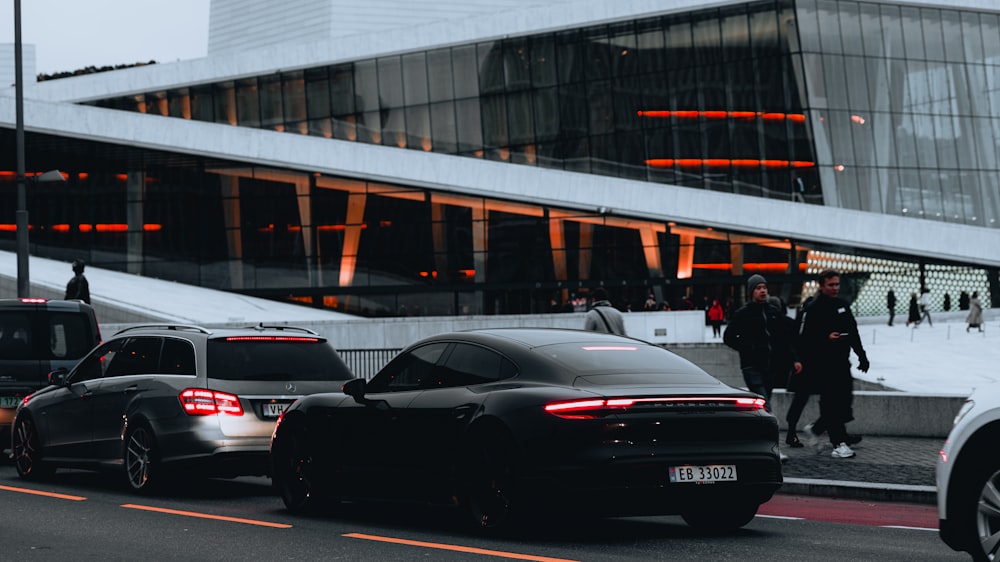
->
[[637, 110, 806, 123], [645, 159, 815, 169]]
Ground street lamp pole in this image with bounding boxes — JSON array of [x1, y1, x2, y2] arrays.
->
[[14, 0, 30, 298]]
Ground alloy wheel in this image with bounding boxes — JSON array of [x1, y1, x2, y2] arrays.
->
[[975, 468, 1000, 561], [125, 426, 155, 491]]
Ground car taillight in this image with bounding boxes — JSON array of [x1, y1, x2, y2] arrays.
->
[[179, 388, 244, 416], [544, 396, 767, 419]]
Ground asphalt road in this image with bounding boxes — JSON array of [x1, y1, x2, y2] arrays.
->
[[0, 464, 966, 561]]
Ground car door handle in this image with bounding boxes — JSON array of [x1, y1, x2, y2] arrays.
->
[[124, 385, 138, 393]]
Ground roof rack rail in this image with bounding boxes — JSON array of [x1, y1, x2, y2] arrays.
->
[[113, 324, 213, 336], [243, 323, 320, 336]]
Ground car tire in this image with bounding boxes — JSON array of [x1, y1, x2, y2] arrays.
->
[[12, 415, 54, 479], [272, 422, 324, 513], [954, 455, 1000, 562], [682, 502, 758, 530], [123, 423, 159, 493], [459, 438, 520, 531]]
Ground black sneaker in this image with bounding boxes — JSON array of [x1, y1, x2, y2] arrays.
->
[[785, 433, 804, 448], [845, 434, 863, 446]]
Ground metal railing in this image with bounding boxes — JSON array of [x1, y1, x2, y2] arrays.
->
[[337, 348, 401, 380]]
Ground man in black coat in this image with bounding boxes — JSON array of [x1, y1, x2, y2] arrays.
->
[[723, 274, 802, 414], [797, 270, 870, 459]]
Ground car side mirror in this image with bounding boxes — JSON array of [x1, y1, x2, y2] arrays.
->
[[342, 378, 367, 400], [48, 368, 69, 386]]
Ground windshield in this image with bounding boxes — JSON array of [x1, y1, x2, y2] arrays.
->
[[534, 342, 718, 384], [207, 338, 353, 381]]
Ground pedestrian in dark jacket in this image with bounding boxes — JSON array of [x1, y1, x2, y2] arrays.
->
[[723, 274, 801, 414], [886, 289, 896, 326], [64, 259, 91, 304], [906, 292, 921, 327], [797, 270, 870, 459]]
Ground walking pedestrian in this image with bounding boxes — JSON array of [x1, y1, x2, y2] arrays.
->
[[919, 288, 933, 327], [967, 291, 984, 333], [583, 287, 627, 335], [708, 298, 725, 338], [64, 259, 91, 304], [906, 292, 920, 327], [723, 275, 802, 414], [886, 289, 896, 326], [797, 270, 870, 459]]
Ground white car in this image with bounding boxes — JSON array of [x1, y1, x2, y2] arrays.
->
[[937, 382, 1000, 561]]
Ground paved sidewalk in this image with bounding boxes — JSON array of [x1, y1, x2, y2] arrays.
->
[[778, 432, 941, 504]]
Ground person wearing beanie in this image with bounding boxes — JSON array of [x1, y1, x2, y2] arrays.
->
[[723, 275, 802, 417], [583, 287, 627, 335]]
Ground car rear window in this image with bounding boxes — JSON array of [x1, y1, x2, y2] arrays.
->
[[534, 342, 717, 383], [206, 337, 354, 381]]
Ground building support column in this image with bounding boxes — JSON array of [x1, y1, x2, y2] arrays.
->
[[471, 206, 488, 314], [220, 176, 243, 289], [677, 233, 695, 279], [293, 178, 315, 286], [549, 218, 567, 282], [340, 192, 366, 290], [578, 223, 593, 281], [125, 172, 144, 275], [431, 203, 449, 281]]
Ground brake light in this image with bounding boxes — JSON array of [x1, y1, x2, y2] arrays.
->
[[223, 336, 319, 342], [20, 298, 46, 304], [544, 396, 767, 419], [179, 388, 244, 416]]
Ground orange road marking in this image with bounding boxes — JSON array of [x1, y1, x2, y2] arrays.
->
[[0, 484, 87, 501], [121, 504, 292, 528], [343, 533, 578, 561]]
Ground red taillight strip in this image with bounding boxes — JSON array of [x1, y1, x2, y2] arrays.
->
[[223, 336, 319, 342], [544, 396, 766, 419], [179, 388, 244, 416]]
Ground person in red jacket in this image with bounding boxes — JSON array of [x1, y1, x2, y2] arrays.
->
[[707, 298, 725, 338]]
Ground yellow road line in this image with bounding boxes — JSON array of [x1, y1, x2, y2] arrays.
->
[[121, 504, 292, 528], [344, 532, 578, 561], [0, 484, 86, 501]]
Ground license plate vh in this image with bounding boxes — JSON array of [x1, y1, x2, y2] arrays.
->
[[669, 464, 738, 483]]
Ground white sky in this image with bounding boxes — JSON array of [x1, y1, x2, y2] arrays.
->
[[0, 0, 209, 75]]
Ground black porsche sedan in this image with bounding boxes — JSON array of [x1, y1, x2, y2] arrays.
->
[[270, 328, 782, 531]]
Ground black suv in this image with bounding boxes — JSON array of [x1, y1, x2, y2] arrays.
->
[[0, 298, 102, 454]]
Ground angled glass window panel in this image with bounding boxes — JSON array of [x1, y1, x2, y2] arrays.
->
[[587, 80, 613, 136], [900, 6, 926, 61], [793, 0, 821, 53], [987, 66, 1000, 121], [614, 76, 644, 132], [960, 12, 985, 63], [912, 114, 940, 169], [827, 110, 856, 166], [611, 23, 640, 77], [856, 166, 883, 212], [532, 86, 560, 142], [749, 7, 779, 60], [451, 45, 479, 99], [168, 89, 190, 119], [235, 78, 260, 128], [904, 59, 932, 114], [635, 19, 665, 74], [558, 84, 589, 136], [801, 53, 828, 108], [955, 116, 979, 170], [481, 95, 508, 148], [728, 58, 757, 111], [426, 49, 454, 103], [504, 38, 532, 91], [556, 30, 585, 84], [377, 56, 404, 109], [190, 85, 214, 122], [282, 71, 307, 130], [833, 165, 862, 209], [858, 3, 885, 57], [869, 111, 898, 167], [330, 64, 355, 115], [844, 56, 871, 112], [761, 117, 789, 163], [920, 8, 946, 63], [720, 10, 750, 63], [478, 41, 505, 95], [885, 58, 908, 113], [849, 108, 876, 166], [940, 10, 965, 64], [821, 54, 850, 111], [729, 110, 760, 160], [837, 1, 863, 57], [692, 15, 724, 67], [259, 75, 284, 131], [405, 105, 431, 152], [879, 4, 905, 59], [589, 133, 620, 177], [896, 167, 923, 218], [704, 118, 731, 161], [381, 106, 407, 148], [815, 0, 843, 55], [354, 60, 378, 113], [530, 34, 557, 88], [559, 137, 591, 173], [934, 113, 959, 169], [402, 52, 429, 106], [454, 98, 483, 153], [616, 131, 647, 180], [983, 14, 1000, 65], [698, 63, 727, 112], [506, 91, 534, 146], [733, 167, 763, 197], [754, 56, 787, 111], [305, 67, 331, 120], [582, 26, 611, 82], [358, 110, 382, 145], [665, 17, 694, 69], [893, 111, 919, 167], [921, 171, 945, 221], [864, 58, 889, 112], [430, 101, 458, 154], [956, 172, 983, 225]]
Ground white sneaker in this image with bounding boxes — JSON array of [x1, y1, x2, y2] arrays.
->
[[831, 442, 856, 458], [802, 424, 820, 450], [779, 452, 789, 463]]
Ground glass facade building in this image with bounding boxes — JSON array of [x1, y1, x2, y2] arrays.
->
[[3, 0, 999, 316]]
